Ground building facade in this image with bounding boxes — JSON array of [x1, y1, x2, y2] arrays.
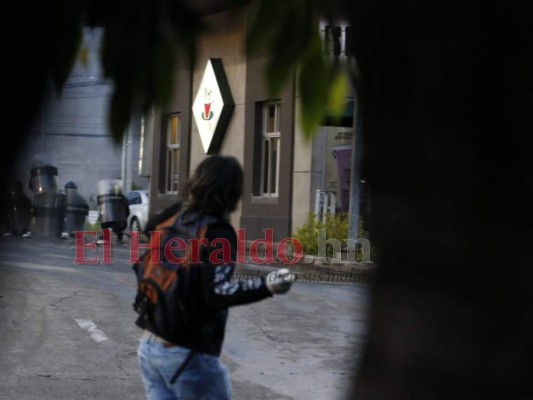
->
[[12, 27, 148, 209], [144, 8, 357, 242]]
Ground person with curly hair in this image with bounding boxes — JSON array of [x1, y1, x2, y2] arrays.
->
[[136, 155, 294, 400]]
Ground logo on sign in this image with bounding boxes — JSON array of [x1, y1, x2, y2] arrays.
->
[[201, 88, 214, 120]]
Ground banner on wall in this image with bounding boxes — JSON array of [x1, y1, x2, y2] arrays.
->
[[332, 144, 352, 212]]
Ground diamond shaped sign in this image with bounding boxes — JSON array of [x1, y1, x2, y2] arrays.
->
[[192, 58, 235, 154]]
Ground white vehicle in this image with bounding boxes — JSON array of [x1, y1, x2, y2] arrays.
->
[[125, 190, 149, 234]]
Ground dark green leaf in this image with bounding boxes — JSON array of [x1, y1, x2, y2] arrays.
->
[[298, 32, 329, 138], [245, 0, 283, 56], [52, 0, 84, 94], [109, 87, 133, 144]]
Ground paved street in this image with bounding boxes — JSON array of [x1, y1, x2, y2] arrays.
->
[[0, 236, 371, 400]]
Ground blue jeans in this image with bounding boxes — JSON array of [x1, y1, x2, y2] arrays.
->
[[137, 336, 232, 400]]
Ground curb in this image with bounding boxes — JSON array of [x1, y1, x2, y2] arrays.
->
[[240, 239, 376, 275]]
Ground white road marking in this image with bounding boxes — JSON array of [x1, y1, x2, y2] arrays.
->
[[0, 260, 79, 274], [75, 319, 109, 343]]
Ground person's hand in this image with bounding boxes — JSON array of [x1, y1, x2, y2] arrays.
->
[[265, 268, 295, 294]]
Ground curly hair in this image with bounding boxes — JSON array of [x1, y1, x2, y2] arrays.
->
[[183, 155, 244, 217]]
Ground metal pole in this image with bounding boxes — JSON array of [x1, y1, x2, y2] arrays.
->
[[348, 95, 363, 240], [121, 124, 133, 193], [126, 124, 133, 192], [315, 189, 321, 221], [121, 130, 127, 192]]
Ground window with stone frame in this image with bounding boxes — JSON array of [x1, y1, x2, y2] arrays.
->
[[258, 101, 281, 196], [163, 113, 181, 193]]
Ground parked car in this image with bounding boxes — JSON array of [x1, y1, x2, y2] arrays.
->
[[125, 190, 149, 234]]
